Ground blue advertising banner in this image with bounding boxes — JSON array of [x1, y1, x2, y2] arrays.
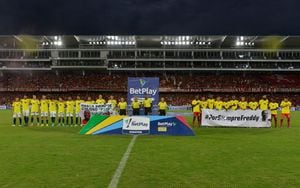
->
[[127, 77, 160, 105]]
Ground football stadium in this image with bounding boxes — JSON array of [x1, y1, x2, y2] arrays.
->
[[1, 35, 300, 187]]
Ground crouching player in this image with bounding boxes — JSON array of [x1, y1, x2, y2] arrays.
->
[[280, 98, 292, 128], [49, 98, 57, 126], [40, 95, 49, 127], [12, 98, 22, 126], [57, 98, 65, 126], [269, 99, 279, 128]]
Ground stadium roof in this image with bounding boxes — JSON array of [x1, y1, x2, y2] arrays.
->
[[0, 35, 300, 49]]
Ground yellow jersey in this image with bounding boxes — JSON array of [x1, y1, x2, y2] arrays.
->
[[207, 99, 215, 109], [58, 102, 65, 113], [192, 100, 201, 112], [49, 100, 57, 112], [75, 100, 85, 113], [259, 99, 269, 110], [143, 99, 152, 108], [248, 102, 259, 110], [214, 101, 223, 110], [40, 99, 49, 112], [158, 101, 168, 110], [31, 99, 40, 112], [96, 99, 106, 105], [230, 100, 239, 110], [223, 102, 231, 110], [12, 101, 21, 113], [66, 101, 75, 113], [107, 99, 117, 107], [269, 102, 279, 115], [21, 99, 30, 111], [200, 100, 208, 109], [280, 101, 292, 114], [131, 101, 140, 109], [239, 101, 248, 110], [118, 102, 127, 110]]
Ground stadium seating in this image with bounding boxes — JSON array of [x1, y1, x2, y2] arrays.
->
[[0, 71, 300, 106]]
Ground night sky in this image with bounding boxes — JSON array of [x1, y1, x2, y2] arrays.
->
[[0, 0, 299, 35]]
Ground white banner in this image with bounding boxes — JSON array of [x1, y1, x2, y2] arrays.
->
[[0, 105, 7, 110], [201, 109, 271, 128], [80, 103, 113, 118], [122, 116, 150, 134]]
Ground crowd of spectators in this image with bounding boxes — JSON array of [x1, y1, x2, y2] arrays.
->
[[0, 71, 300, 105]]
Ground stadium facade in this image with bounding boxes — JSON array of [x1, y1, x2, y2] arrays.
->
[[0, 35, 300, 71], [0, 35, 300, 106]]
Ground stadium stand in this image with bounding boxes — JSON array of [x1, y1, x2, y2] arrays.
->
[[0, 35, 300, 106]]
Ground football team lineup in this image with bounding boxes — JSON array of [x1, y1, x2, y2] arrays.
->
[[1, 34, 300, 187], [10, 93, 292, 128]]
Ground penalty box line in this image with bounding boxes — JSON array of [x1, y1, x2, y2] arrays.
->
[[108, 135, 138, 188]]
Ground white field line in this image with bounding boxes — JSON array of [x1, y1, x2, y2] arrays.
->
[[108, 135, 138, 188]]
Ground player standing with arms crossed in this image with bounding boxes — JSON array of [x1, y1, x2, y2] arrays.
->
[[30, 95, 40, 126], [40, 95, 49, 127], [12, 97, 22, 126], [259, 95, 269, 121], [192, 96, 201, 127], [57, 97, 65, 126], [238, 97, 248, 110], [248, 97, 259, 110], [206, 94, 215, 109], [230, 95, 239, 111], [49, 97, 57, 127], [280, 97, 292, 128], [269, 99, 279, 127], [214, 96, 223, 110], [66, 97, 75, 126], [21, 95, 30, 126]]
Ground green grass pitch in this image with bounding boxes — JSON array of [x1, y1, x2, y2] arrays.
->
[[1, 110, 300, 187]]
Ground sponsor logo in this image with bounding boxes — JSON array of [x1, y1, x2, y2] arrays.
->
[[157, 121, 177, 127], [158, 127, 167, 132], [122, 117, 150, 134], [139, 79, 147, 87], [129, 88, 157, 95]]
